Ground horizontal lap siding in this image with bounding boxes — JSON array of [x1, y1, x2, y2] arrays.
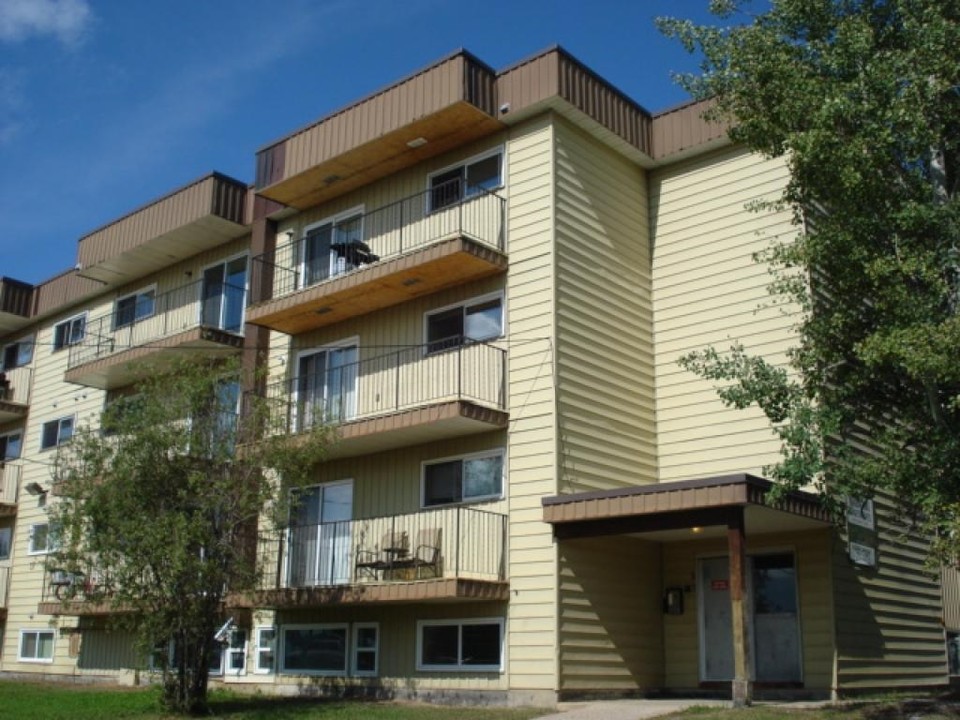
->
[[650, 147, 799, 483], [553, 119, 656, 494], [833, 495, 947, 691], [558, 536, 662, 692]]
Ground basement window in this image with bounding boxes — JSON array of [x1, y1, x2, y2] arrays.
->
[[417, 618, 503, 672]]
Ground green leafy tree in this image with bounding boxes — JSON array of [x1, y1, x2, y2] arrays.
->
[[48, 357, 331, 714], [658, 1, 960, 552]]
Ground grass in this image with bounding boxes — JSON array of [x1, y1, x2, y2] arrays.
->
[[0, 681, 549, 720], [662, 699, 960, 720]]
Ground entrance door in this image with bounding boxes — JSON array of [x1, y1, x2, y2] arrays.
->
[[287, 480, 353, 586], [698, 553, 802, 683], [202, 256, 247, 332], [296, 345, 358, 429]]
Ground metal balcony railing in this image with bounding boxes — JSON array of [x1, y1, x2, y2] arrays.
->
[[248, 341, 506, 435], [0, 463, 19, 505], [67, 279, 246, 370], [0, 365, 31, 405], [249, 179, 506, 305], [257, 506, 507, 590]]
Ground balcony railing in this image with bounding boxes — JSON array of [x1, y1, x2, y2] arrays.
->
[[0, 463, 19, 505], [249, 180, 505, 305], [257, 506, 507, 590], [249, 341, 506, 435], [67, 279, 246, 370], [0, 365, 31, 406]]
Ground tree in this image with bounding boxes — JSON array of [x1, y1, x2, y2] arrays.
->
[[48, 357, 331, 714], [658, 1, 960, 555]]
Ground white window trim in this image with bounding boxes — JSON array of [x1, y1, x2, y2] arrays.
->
[[420, 447, 506, 508], [279, 623, 350, 676], [299, 206, 366, 289], [422, 290, 505, 353], [39, 414, 75, 451], [52, 312, 87, 352], [415, 617, 504, 673], [18, 629, 55, 663], [113, 284, 157, 329], [351, 622, 379, 677], [223, 628, 248, 676], [292, 337, 360, 428], [197, 252, 249, 333], [254, 626, 276, 674], [28, 523, 51, 555], [0, 429, 23, 460], [426, 146, 505, 208], [2, 335, 34, 370]]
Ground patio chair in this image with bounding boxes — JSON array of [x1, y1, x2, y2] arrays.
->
[[355, 530, 408, 580], [410, 528, 442, 579]]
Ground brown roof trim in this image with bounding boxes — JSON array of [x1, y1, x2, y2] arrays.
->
[[543, 473, 770, 506], [76, 171, 247, 244]]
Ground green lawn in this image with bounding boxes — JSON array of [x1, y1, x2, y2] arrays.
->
[[663, 701, 960, 720], [0, 681, 548, 720]]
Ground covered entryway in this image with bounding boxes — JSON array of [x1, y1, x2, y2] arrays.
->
[[543, 473, 832, 705]]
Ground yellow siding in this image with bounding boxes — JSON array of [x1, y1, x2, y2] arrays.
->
[[833, 496, 947, 691], [661, 530, 834, 692], [558, 536, 663, 692], [942, 566, 960, 631], [553, 119, 656, 494], [650, 146, 800, 482]]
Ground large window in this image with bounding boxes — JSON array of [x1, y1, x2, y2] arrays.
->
[[0, 430, 22, 460], [428, 150, 503, 211], [19, 630, 55, 662], [40, 416, 74, 450], [417, 618, 503, 672], [301, 208, 365, 287], [53, 314, 86, 351], [114, 287, 156, 329], [422, 450, 504, 507], [2, 337, 33, 369], [280, 625, 348, 675], [255, 627, 276, 674], [425, 294, 503, 353]]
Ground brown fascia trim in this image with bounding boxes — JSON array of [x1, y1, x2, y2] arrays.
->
[[542, 473, 820, 509], [76, 170, 248, 246], [256, 48, 497, 155]]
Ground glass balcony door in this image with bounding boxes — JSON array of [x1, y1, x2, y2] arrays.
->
[[296, 345, 358, 429], [202, 256, 247, 333], [287, 480, 353, 587], [301, 213, 363, 287]]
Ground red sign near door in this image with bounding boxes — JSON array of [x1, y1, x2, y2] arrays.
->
[[711, 579, 729, 591]]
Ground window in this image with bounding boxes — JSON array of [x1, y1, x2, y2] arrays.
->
[[0, 431, 22, 460], [280, 624, 348, 675], [352, 623, 379, 677], [425, 294, 503, 352], [53, 314, 86, 351], [255, 627, 276, 674], [224, 629, 247, 675], [422, 450, 504, 507], [0, 526, 11, 560], [417, 618, 503, 672], [201, 256, 247, 333], [2, 337, 33, 369], [28, 523, 53, 554], [301, 209, 365, 287], [428, 150, 503, 210], [19, 630, 55, 662], [40, 416, 74, 450], [114, 288, 156, 329]]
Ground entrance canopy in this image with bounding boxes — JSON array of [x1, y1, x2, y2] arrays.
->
[[542, 473, 832, 542]]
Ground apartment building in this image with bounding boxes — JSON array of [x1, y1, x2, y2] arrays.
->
[[0, 47, 954, 705]]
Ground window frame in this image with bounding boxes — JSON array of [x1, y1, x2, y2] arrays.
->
[[421, 448, 505, 508], [279, 623, 350, 676], [52, 313, 87, 351], [422, 291, 504, 354], [0, 429, 22, 460], [292, 337, 360, 429], [39, 415, 75, 451], [223, 628, 248, 676], [28, 523, 52, 555], [2, 335, 34, 370], [299, 206, 366, 290], [351, 622, 379, 677], [113, 285, 157, 330], [415, 617, 504, 673], [199, 252, 249, 334], [254, 626, 276, 674], [426, 147, 504, 212], [18, 629, 55, 663], [0, 525, 11, 560]]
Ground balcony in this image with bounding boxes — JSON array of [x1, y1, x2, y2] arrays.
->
[[65, 279, 246, 390], [246, 182, 506, 335], [0, 277, 34, 335], [0, 463, 18, 516], [241, 506, 508, 608], [0, 365, 31, 422], [250, 341, 507, 459]]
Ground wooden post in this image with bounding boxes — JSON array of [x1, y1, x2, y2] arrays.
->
[[728, 507, 752, 706]]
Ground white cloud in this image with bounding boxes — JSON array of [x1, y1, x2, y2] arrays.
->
[[0, 0, 91, 44]]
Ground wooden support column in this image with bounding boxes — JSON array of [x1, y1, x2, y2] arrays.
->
[[728, 506, 753, 706]]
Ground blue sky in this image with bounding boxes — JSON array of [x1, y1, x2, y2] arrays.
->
[[0, 0, 725, 285]]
